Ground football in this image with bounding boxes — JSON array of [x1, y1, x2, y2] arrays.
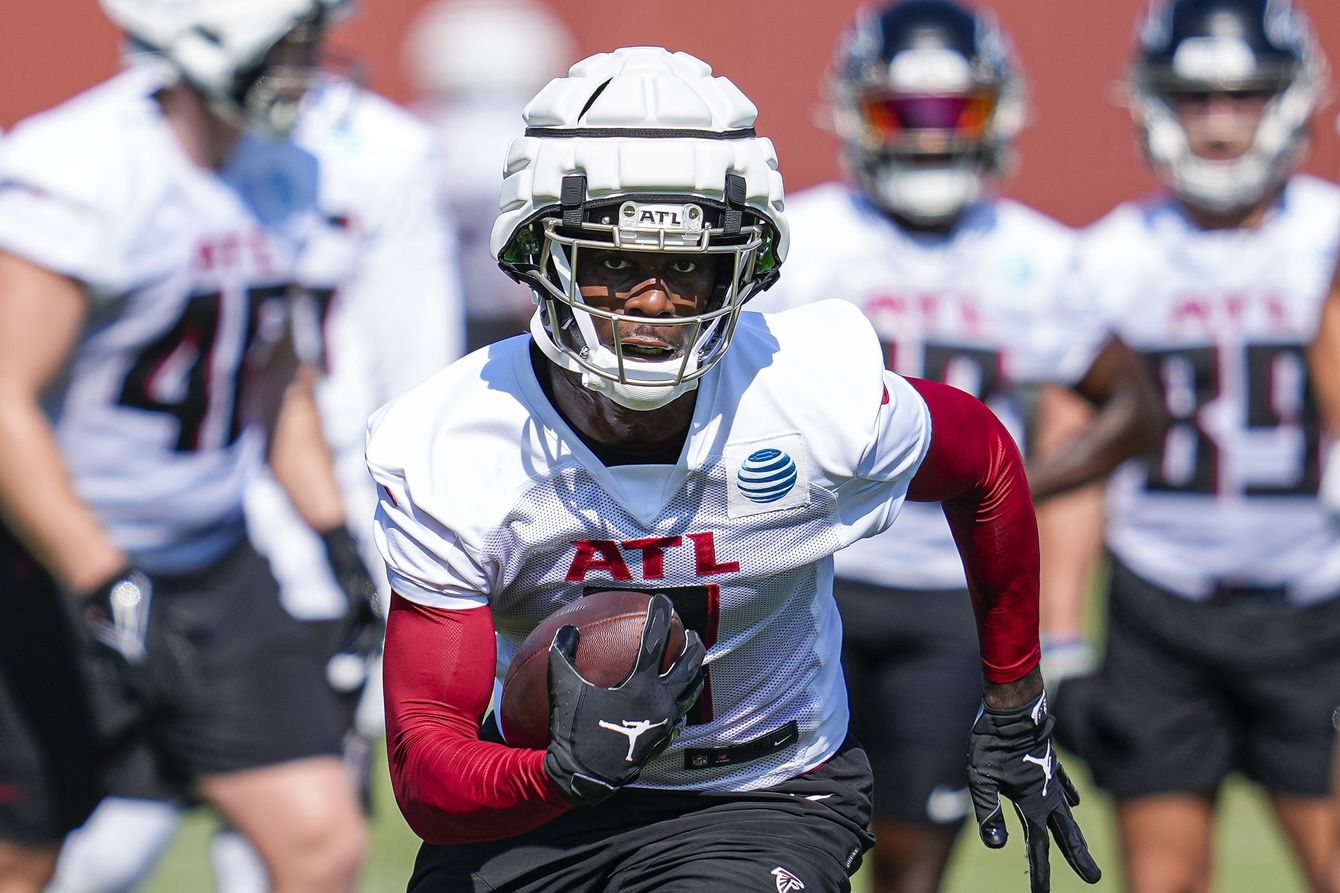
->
[[499, 590, 687, 749]]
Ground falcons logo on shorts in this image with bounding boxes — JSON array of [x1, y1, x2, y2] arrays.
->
[[771, 866, 804, 892]]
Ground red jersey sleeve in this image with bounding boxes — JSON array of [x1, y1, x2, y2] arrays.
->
[[904, 378, 1041, 684], [382, 593, 572, 844]]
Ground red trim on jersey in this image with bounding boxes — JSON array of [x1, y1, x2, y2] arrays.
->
[[905, 378, 1041, 684], [382, 593, 571, 844]]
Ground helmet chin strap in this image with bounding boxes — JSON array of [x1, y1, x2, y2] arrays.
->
[[528, 311, 699, 412]]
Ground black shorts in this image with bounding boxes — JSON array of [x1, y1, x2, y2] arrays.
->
[[106, 540, 343, 795], [0, 527, 104, 844], [408, 738, 876, 893], [1055, 559, 1340, 801], [836, 578, 981, 826]]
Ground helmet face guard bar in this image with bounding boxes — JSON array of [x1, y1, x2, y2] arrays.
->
[[501, 175, 778, 392], [530, 204, 764, 389]]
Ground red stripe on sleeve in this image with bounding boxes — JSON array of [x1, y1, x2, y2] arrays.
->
[[904, 378, 1041, 683], [383, 593, 572, 843]]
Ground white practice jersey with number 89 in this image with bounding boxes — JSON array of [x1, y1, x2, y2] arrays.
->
[[1077, 175, 1340, 603]]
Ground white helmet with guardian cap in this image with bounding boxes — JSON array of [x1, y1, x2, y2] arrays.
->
[[100, 0, 333, 137], [491, 47, 788, 411]]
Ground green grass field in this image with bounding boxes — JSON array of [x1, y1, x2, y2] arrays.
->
[[139, 747, 1309, 893]]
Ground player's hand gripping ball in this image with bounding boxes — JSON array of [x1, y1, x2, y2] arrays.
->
[[500, 590, 691, 749]]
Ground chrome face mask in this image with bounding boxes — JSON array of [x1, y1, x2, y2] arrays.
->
[[512, 186, 778, 410]]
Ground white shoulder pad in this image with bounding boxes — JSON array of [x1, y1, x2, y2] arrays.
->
[[749, 183, 865, 313], [300, 81, 437, 171], [366, 338, 555, 605], [722, 300, 893, 482], [0, 71, 170, 292]]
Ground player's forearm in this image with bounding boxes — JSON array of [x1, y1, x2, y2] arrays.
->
[[1031, 387, 1106, 639], [268, 365, 347, 532], [0, 397, 125, 591], [905, 378, 1041, 684], [390, 722, 569, 844], [1026, 340, 1165, 502], [983, 666, 1044, 710], [1308, 280, 1340, 437], [1037, 486, 1105, 639], [384, 595, 571, 843]]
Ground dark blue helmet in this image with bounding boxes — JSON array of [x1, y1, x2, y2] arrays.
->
[[1129, 0, 1325, 210], [828, 0, 1025, 223]]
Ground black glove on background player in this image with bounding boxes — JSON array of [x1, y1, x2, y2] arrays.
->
[[320, 525, 385, 693], [544, 594, 705, 805], [82, 568, 194, 714], [967, 690, 1102, 892]]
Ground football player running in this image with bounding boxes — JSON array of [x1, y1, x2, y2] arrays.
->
[[371, 46, 1101, 893], [748, 4, 1163, 890], [41, 7, 467, 889], [1051, 1, 1340, 891], [0, 1, 367, 891]]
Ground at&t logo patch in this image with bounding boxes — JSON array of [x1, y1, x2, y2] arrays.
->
[[737, 448, 798, 503], [725, 434, 810, 518]]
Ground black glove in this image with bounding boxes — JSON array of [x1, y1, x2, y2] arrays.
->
[[83, 569, 154, 668], [544, 594, 705, 805], [81, 568, 193, 713], [967, 690, 1102, 892], [320, 526, 385, 693]]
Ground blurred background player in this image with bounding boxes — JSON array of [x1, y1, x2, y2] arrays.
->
[[403, 0, 574, 352], [0, 1, 370, 891], [748, 3, 1161, 890], [43, 3, 466, 892], [1311, 241, 1340, 893], [1051, 1, 1340, 891]]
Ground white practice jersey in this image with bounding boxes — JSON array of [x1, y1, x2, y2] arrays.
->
[[1081, 176, 1340, 603], [369, 302, 932, 791], [0, 67, 319, 573], [244, 80, 464, 619], [752, 184, 1103, 589]]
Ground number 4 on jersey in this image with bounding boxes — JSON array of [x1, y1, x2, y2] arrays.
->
[[116, 284, 305, 451]]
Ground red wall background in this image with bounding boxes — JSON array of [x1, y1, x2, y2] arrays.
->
[[3, 0, 1338, 227]]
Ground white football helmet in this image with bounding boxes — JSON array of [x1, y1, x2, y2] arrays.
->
[[491, 47, 788, 411], [404, 0, 575, 98], [1128, 0, 1327, 213], [829, 0, 1026, 225], [100, 0, 333, 137]]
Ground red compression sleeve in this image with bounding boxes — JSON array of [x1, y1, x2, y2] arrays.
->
[[904, 378, 1041, 683], [383, 593, 572, 844]]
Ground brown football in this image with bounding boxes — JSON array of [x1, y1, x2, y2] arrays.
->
[[499, 590, 687, 749]]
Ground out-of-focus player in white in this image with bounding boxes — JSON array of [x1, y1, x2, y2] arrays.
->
[[0, 1, 372, 892], [748, 3, 1161, 891], [1050, 2, 1340, 891], [373, 45, 1101, 893], [404, 0, 574, 352], [1312, 261, 1340, 893], [41, 5, 466, 893]]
